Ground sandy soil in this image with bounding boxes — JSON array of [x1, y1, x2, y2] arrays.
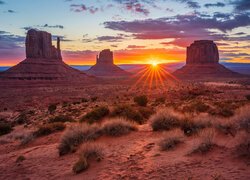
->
[[0, 77, 250, 180]]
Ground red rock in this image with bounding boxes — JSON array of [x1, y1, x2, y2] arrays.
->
[[173, 40, 240, 78], [0, 29, 91, 81], [86, 49, 130, 77], [187, 40, 219, 64]]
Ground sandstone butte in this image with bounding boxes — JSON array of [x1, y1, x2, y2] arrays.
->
[[86, 49, 130, 77], [0, 29, 90, 81], [174, 40, 240, 78]]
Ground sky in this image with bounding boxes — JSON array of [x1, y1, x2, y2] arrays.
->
[[0, 0, 249, 66]]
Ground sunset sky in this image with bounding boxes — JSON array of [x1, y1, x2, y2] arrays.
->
[[0, 0, 249, 66]]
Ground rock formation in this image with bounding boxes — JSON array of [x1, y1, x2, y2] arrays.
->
[[0, 29, 90, 81], [86, 49, 130, 77], [173, 40, 239, 78]]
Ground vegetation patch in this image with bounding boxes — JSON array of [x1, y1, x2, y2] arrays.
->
[[150, 110, 180, 131], [48, 104, 57, 114], [81, 106, 109, 124], [159, 130, 184, 151], [111, 105, 144, 124], [189, 129, 216, 154], [73, 143, 104, 174], [49, 115, 74, 123], [102, 118, 137, 136], [134, 95, 148, 107], [34, 122, 65, 137], [0, 120, 13, 136], [58, 124, 102, 156]]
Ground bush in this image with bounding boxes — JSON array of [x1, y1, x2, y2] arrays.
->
[[159, 129, 184, 151], [0, 121, 12, 136], [91, 97, 98, 102], [16, 113, 28, 125], [181, 117, 209, 136], [214, 120, 236, 136], [137, 107, 154, 119], [234, 106, 250, 133], [134, 95, 148, 107], [34, 122, 65, 137], [16, 155, 25, 163], [245, 94, 250, 101], [102, 118, 137, 136], [73, 143, 104, 174], [150, 110, 180, 131], [190, 129, 216, 154], [48, 104, 57, 114], [111, 105, 144, 124], [81, 106, 109, 124], [234, 134, 250, 160], [58, 124, 102, 156], [49, 115, 74, 123]]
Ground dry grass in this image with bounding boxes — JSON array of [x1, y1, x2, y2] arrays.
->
[[73, 143, 104, 174], [150, 109, 181, 131], [159, 129, 184, 151], [102, 118, 137, 136], [189, 128, 217, 154], [58, 124, 102, 156], [134, 95, 148, 107], [111, 105, 144, 124], [234, 133, 250, 161], [49, 115, 74, 123], [233, 105, 250, 133], [81, 106, 109, 124], [214, 119, 236, 136], [33, 122, 65, 137], [0, 121, 12, 136]]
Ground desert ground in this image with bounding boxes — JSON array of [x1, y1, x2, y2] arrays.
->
[[0, 76, 250, 180]]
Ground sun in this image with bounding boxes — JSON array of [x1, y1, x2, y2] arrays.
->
[[151, 61, 158, 67]]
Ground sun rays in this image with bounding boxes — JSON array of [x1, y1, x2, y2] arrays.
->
[[129, 63, 179, 93]]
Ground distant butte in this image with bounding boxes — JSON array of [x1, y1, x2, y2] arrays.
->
[[173, 40, 240, 78], [0, 29, 90, 81], [86, 49, 130, 77]]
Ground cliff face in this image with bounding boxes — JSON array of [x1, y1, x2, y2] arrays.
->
[[86, 49, 130, 77], [96, 49, 114, 65], [173, 40, 240, 78], [186, 40, 219, 64], [25, 29, 62, 60], [0, 29, 90, 81]]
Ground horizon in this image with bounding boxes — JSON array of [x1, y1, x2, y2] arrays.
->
[[0, 0, 250, 66]]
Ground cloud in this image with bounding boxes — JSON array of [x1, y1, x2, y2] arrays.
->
[[127, 45, 146, 49], [204, 2, 225, 8], [96, 35, 124, 42], [112, 0, 150, 15], [175, 0, 200, 9], [0, 31, 25, 50], [104, 13, 250, 42], [0, 0, 5, 5], [232, 0, 250, 11], [70, 4, 99, 14], [22, 24, 64, 30], [7, 10, 16, 13]]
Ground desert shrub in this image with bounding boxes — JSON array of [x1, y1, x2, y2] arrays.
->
[[214, 120, 236, 136], [234, 134, 250, 161], [73, 143, 104, 174], [102, 118, 137, 136], [81, 98, 88, 103], [245, 94, 250, 101], [150, 110, 180, 131], [91, 97, 98, 102], [20, 133, 34, 145], [134, 95, 148, 107], [181, 116, 210, 136], [58, 124, 102, 156], [159, 129, 184, 151], [189, 101, 210, 113], [234, 106, 250, 133], [111, 105, 144, 124], [81, 106, 109, 124], [16, 113, 28, 125], [0, 121, 12, 136], [34, 122, 65, 137], [48, 104, 57, 114], [217, 108, 234, 117], [49, 115, 74, 123], [137, 107, 154, 119], [190, 129, 216, 154], [16, 155, 25, 163], [155, 97, 166, 104]]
